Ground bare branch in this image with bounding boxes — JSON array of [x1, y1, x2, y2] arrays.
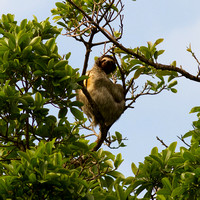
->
[[125, 83, 167, 110], [177, 135, 191, 148], [156, 136, 168, 148]]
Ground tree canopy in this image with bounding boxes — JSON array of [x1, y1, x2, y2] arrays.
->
[[0, 0, 200, 199]]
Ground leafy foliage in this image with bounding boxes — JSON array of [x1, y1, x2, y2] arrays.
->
[[0, 14, 84, 147], [128, 108, 200, 199], [0, 139, 127, 199], [0, 0, 199, 199], [0, 14, 128, 200], [114, 38, 178, 96]]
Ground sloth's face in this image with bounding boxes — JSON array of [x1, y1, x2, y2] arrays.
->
[[99, 56, 116, 74]]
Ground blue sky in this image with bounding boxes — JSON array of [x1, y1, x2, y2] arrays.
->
[[1, 0, 200, 177]]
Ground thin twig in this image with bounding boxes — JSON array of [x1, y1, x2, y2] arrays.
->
[[177, 135, 191, 147], [156, 136, 168, 148]]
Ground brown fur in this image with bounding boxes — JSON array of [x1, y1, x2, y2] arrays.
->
[[77, 55, 125, 126]]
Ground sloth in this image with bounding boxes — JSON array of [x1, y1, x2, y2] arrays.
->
[[77, 55, 125, 126]]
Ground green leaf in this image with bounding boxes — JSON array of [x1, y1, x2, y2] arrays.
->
[[171, 88, 177, 93], [168, 75, 176, 82], [168, 142, 177, 154], [65, 52, 71, 60], [69, 101, 83, 107], [20, 113, 29, 121], [17, 32, 29, 46], [29, 173, 37, 183], [0, 27, 5, 34], [4, 32, 16, 48], [45, 38, 55, 50], [22, 45, 32, 57], [115, 131, 122, 143], [55, 2, 67, 9], [29, 36, 41, 46], [156, 195, 167, 200], [162, 177, 172, 190], [22, 95, 34, 105], [33, 70, 43, 76], [157, 49, 165, 56], [151, 147, 158, 155], [183, 151, 196, 162], [57, 21, 68, 28], [115, 184, 126, 200], [7, 13, 14, 22], [45, 139, 55, 155], [65, 64, 73, 75], [139, 46, 150, 57], [104, 160, 114, 168], [54, 60, 68, 70], [97, 148, 103, 158], [187, 43, 192, 53], [18, 151, 30, 163], [163, 149, 172, 163], [20, 19, 27, 29], [149, 155, 163, 167], [171, 60, 176, 67], [157, 188, 171, 196], [76, 75, 88, 82], [47, 58, 55, 69], [114, 31, 121, 38], [190, 106, 200, 113], [52, 15, 62, 22], [114, 153, 123, 168], [154, 38, 164, 46], [59, 76, 71, 82], [74, 141, 89, 151], [133, 66, 145, 79], [58, 107, 68, 118], [70, 107, 84, 120], [131, 162, 138, 175], [0, 179, 8, 193], [171, 187, 184, 197], [53, 152, 63, 166], [18, 97, 28, 107], [129, 59, 143, 66], [168, 80, 177, 88], [107, 171, 125, 179], [182, 131, 193, 139], [35, 92, 43, 108], [105, 176, 114, 187], [0, 46, 9, 54]]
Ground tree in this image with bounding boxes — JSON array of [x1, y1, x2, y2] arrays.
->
[[0, 0, 200, 199]]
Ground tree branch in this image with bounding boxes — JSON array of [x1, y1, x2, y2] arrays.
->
[[66, 0, 200, 83], [156, 136, 168, 148]]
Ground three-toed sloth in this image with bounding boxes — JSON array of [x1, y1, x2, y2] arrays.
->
[[76, 55, 125, 126]]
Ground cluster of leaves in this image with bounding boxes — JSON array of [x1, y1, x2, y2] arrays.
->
[[0, 14, 86, 149], [0, 1, 199, 199], [0, 14, 132, 200], [0, 138, 128, 199], [115, 39, 178, 99], [128, 108, 200, 199], [52, 0, 119, 32]]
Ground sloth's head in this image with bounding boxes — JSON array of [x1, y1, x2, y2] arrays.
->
[[96, 55, 116, 74]]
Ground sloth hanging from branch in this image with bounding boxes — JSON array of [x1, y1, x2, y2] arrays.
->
[[60, 0, 126, 150], [77, 55, 125, 127]]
